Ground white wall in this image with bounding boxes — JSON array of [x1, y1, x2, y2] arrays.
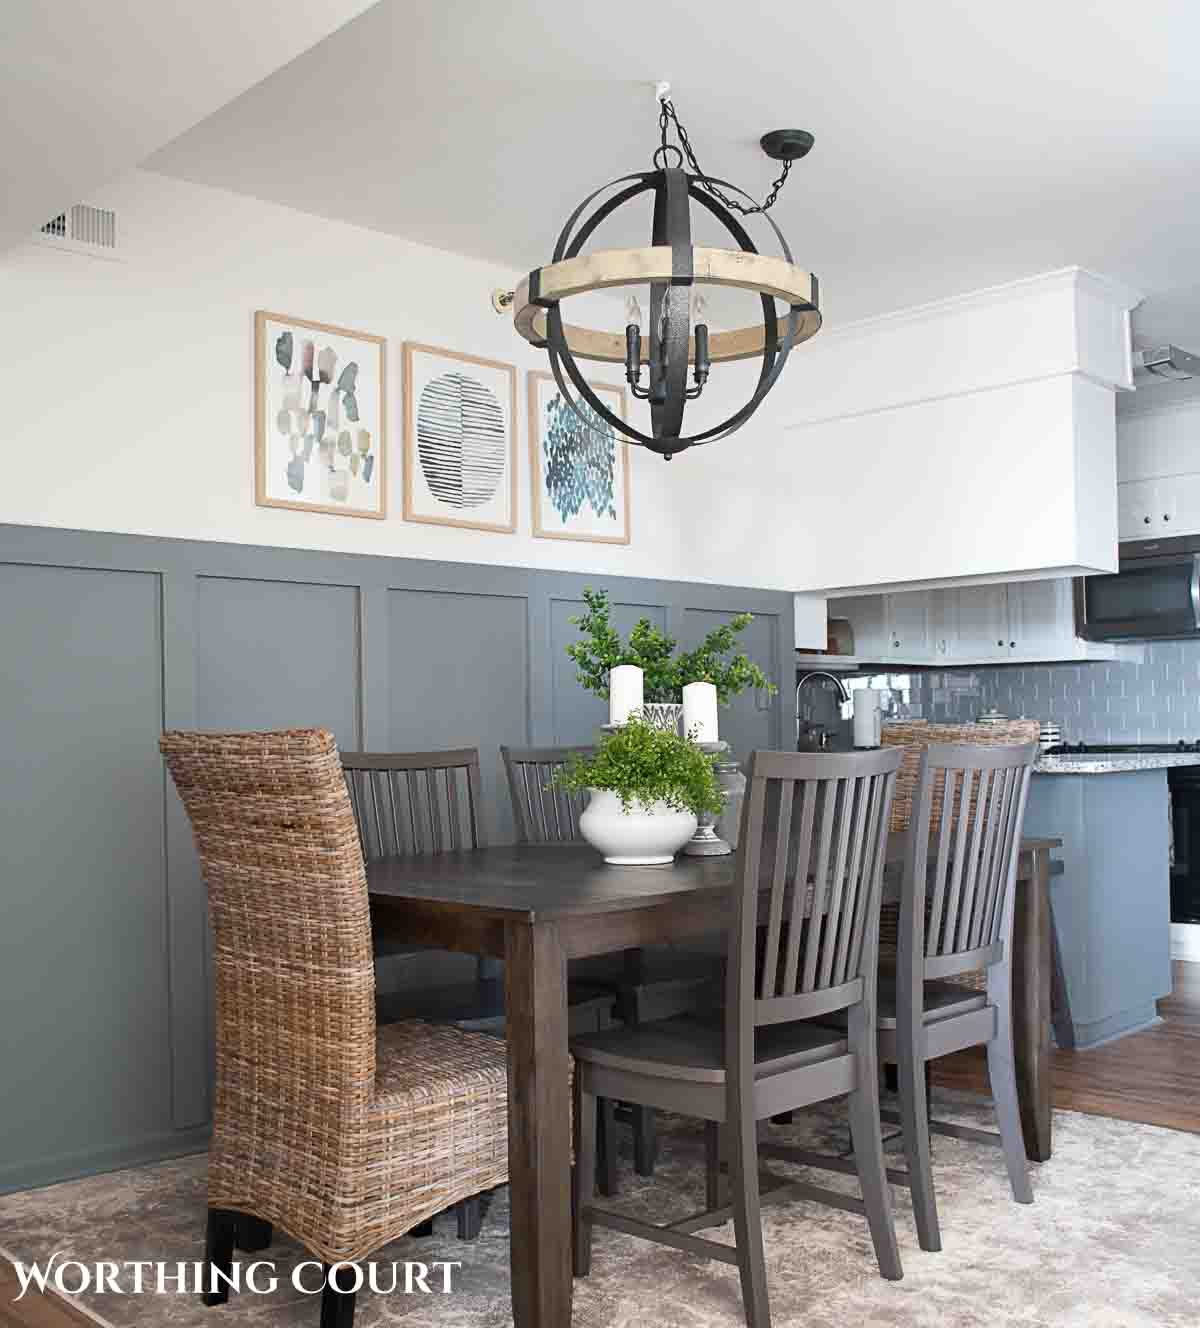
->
[[0, 170, 801, 589]]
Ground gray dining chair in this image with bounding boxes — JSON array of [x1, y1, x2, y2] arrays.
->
[[341, 747, 617, 1232], [571, 747, 905, 1328], [878, 740, 1038, 1252], [502, 744, 724, 1181]]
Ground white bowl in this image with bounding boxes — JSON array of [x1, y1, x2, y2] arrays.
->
[[579, 789, 698, 866]]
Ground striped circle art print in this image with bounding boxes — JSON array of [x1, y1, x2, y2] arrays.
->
[[416, 371, 506, 509]]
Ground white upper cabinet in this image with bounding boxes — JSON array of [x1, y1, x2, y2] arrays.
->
[[948, 585, 1009, 660], [1116, 398, 1200, 541], [1007, 579, 1075, 656], [887, 592, 934, 660]]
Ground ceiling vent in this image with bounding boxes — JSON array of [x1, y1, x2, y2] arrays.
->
[[35, 204, 119, 260]]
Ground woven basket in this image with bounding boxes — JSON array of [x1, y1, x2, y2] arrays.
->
[[879, 720, 1039, 992]]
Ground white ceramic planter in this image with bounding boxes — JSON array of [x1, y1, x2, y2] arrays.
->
[[579, 789, 698, 866]]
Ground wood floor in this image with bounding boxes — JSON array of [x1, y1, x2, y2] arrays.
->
[[0, 1259, 98, 1328], [936, 960, 1200, 1134]]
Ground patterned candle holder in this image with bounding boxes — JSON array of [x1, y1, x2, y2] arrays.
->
[[681, 741, 736, 857]]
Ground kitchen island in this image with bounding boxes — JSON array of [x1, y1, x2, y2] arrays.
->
[[1026, 751, 1194, 1047]]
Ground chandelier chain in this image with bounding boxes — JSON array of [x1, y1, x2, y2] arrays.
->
[[657, 98, 791, 215]]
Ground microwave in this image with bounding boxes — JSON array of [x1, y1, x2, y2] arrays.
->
[[1075, 535, 1200, 641]]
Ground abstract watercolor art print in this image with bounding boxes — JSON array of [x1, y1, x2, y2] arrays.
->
[[403, 343, 517, 533], [528, 370, 630, 544], [254, 311, 386, 519]]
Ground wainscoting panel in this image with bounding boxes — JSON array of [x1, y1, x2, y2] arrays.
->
[[0, 524, 795, 1192], [194, 577, 362, 747], [386, 587, 530, 843], [0, 562, 172, 1191]]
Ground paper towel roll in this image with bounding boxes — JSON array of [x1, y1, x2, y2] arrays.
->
[[608, 664, 644, 726], [682, 680, 719, 743], [853, 689, 882, 748]]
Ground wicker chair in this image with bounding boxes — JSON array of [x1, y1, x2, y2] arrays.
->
[[161, 729, 510, 1327]]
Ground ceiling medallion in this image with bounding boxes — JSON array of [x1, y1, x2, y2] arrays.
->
[[493, 85, 821, 459]]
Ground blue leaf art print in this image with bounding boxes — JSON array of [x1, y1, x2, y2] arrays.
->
[[543, 392, 617, 522]]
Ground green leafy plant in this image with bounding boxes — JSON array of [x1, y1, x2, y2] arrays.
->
[[565, 587, 778, 705], [554, 716, 724, 817]]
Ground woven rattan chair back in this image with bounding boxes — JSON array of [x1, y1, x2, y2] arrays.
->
[[160, 728, 377, 1118], [734, 748, 903, 1024], [501, 744, 594, 843], [341, 748, 484, 859], [901, 741, 1036, 983], [881, 719, 1039, 833]]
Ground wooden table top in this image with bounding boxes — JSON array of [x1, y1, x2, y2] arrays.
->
[[364, 835, 1062, 923]]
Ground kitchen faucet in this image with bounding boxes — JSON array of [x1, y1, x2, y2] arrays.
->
[[795, 670, 852, 748]]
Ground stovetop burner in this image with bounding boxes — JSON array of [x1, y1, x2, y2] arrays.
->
[[1047, 740, 1200, 755]]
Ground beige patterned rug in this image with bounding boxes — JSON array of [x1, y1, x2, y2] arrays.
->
[[2, 1092, 1197, 1327]]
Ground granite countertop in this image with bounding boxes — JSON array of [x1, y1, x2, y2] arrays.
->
[[1034, 752, 1200, 775]]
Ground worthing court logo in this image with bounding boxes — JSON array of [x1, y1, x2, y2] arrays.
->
[[9, 1252, 461, 1300]]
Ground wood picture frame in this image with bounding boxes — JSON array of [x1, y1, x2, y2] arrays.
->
[[402, 342, 519, 534], [528, 370, 631, 545], [254, 310, 387, 519]]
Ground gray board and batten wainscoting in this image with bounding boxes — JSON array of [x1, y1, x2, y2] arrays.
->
[[0, 521, 796, 1194]]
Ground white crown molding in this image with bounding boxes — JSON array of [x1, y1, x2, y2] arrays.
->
[[816, 266, 1142, 346]]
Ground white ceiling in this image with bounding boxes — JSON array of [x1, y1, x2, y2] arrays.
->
[[0, 0, 378, 253], [143, 0, 1200, 344]]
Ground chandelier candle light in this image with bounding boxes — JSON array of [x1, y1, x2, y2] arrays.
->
[[493, 85, 821, 457]]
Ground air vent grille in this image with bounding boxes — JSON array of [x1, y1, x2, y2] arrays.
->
[[36, 204, 118, 254]]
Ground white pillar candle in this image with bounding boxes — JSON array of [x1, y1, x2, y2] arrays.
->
[[608, 664, 644, 726], [682, 680, 719, 743]]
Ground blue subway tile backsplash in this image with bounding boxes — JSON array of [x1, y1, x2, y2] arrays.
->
[[906, 639, 1200, 744]]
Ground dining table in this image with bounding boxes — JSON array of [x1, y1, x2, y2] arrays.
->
[[367, 833, 1060, 1328]]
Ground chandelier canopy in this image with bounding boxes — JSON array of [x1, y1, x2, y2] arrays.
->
[[496, 92, 822, 459]]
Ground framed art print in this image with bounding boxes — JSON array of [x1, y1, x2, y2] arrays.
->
[[528, 370, 630, 544], [403, 342, 518, 533], [254, 311, 386, 519]]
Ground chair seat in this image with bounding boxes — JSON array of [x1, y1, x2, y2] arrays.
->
[[572, 1014, 848, 1086], [373, 1018, 510, 1106], [875, 977, 988, 1029]]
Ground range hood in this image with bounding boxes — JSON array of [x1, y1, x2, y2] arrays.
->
[[1133, 344, 1200, 382]]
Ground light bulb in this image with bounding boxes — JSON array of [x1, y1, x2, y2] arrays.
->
[[624, 293, 643, 330], [691, 290, 709, 327]]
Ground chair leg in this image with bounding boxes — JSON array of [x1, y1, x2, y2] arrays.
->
[[632, 1105, 657, 1175], [847, 1069, 903, 1281], [236, 1215, 273, 1253], [573, 1073, 597, 1277], [202, 1207, 237, 1306], [898, 1050, 941, 1252], [320, 1264, 357, 1328], [987, 1023, 1034, 1204], [704, 1121, 723, 1210], [597, 1097, 618, 1197], [456, 1195, 482, 1240], [729, 1107, 771, 1328]]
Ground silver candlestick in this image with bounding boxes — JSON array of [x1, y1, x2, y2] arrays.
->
[[682, 741, 735, 857]]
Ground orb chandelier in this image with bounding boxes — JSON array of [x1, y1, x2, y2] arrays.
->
[[493, 87, 821, 459]]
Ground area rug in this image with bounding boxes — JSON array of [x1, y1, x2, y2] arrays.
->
[[2, 1092, 1197, 1327]]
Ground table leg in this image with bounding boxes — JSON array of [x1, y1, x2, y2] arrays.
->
[[1012, 849, 1053, 1162], [504, 920, 572, 1328]]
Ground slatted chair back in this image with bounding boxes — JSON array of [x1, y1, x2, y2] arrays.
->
[[160, 729, 377, 1108], [902, 742, 1037, 983], [732, 748, 903, 1029], [340, 749, 484, 859], [501, 744, 594, 844]]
